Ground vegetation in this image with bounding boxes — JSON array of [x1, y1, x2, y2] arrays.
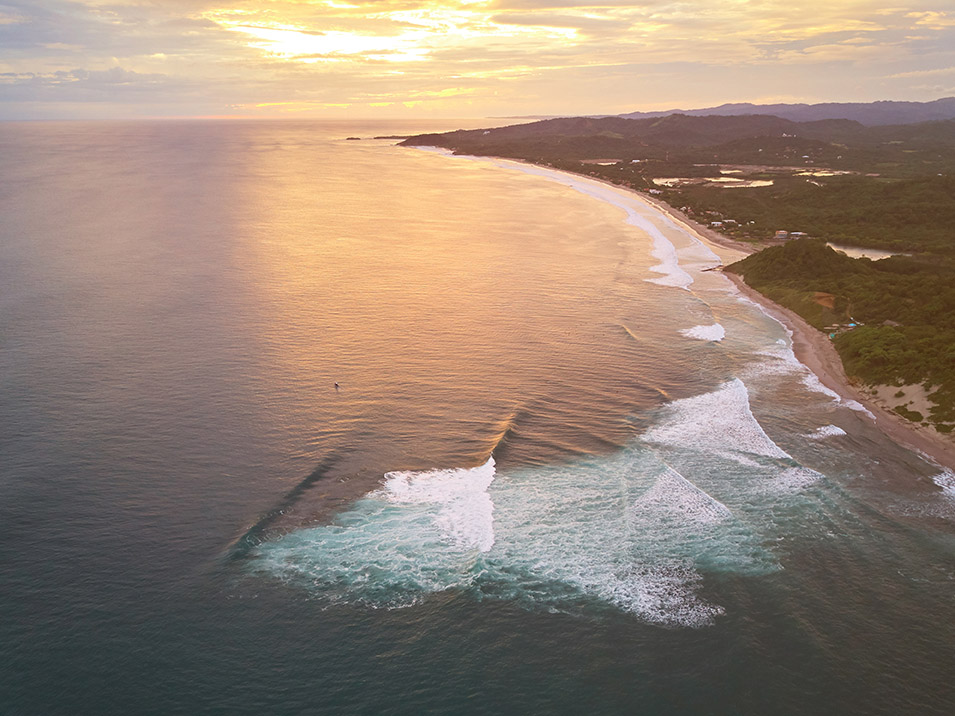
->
[[662, 175, 955, 253], [402, 114, 955, 178], [726, 240, 955, 428], [404, 114, 955, 254]]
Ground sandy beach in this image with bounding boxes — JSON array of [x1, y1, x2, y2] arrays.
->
[[642, 189, 955, 472], [587, 173, 955, 473], [605, 180, 955, 472], [722, 272, 955, 473]]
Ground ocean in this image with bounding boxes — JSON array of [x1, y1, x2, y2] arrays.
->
[[1, 119, 953, 715]]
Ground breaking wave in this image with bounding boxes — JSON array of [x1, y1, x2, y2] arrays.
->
[[254, 459, 496, 608], [680, 323, 726, 342], [744, 333, 876, 421], [247, 154, 840, 625], [933, 469, 955, 498], [252, 404, 797, 627], [375, 459, 496, 553], [844, 400, 876, 419], [643, 378, 791, 464], [807, 425, 848, 439]]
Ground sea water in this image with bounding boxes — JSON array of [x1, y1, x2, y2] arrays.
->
[[1, 120, 953, 715]]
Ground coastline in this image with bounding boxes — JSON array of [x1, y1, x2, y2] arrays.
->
[[637, 192, 760, 257], [722, 272, 955, 473], [416, 148, 955, 473], [552, 167, 955, 473], [637, 180, 955, 473]]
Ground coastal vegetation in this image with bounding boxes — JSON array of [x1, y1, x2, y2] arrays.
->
[[726, 240, 955, 429]]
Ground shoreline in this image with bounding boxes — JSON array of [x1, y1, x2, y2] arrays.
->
[[637, 192, 760, 257], [550, 165, 955, 473], [629, 175, 955, 473], [723, 272, 955, 473], [417, 148, 955, 473]]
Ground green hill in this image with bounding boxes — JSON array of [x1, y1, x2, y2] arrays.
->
[[727, 240, 955, 428]]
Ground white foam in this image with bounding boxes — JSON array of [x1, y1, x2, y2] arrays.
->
[[484, 456, 751, 627], [253, 459, 497, 608], [624, 210, 694, 289], [843, 400, 876, 419], [630, 465, 732, 526], [680, 323, 726, 342], [807, 425, 847, 439], [801, 372, 842, 401], [740, 320, 878, 421], [773, 467, 824, 492], [253, 446, 785, 626], [932, 469, 955, 498], [375, 458, 496, 552], [587, 562, 725, 627], [643, 379, 792, 464], [745, 338, 803, 379]]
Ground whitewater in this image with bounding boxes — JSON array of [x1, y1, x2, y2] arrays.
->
[[251, 153, 939, 626]]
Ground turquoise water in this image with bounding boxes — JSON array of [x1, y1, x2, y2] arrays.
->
[[1, 120, 953, 714]]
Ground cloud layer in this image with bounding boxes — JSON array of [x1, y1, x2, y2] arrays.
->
[[2, 1, 954, 118]]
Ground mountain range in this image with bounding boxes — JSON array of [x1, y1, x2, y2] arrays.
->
[[615, 97, 955, 126]]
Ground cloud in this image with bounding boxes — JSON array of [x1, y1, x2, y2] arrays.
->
[[907, 11, 955, 29], [2, 0, 955, 117], [489, 11, 629, 33], [490, 0, 658, 8], [773, 39, 894, 64], [888, 65, 955, 78], [0, 66, 185, 102]]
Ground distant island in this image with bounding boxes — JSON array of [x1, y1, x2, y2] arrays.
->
[[400, 104, 955, 437]]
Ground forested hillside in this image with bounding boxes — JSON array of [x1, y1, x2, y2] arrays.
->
[[727, 240, 955, 428], [401, 114, 955, 253], [664, 175, 955, 253]]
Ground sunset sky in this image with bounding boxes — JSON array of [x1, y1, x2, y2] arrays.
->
[[2, 1, 954, 119]]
